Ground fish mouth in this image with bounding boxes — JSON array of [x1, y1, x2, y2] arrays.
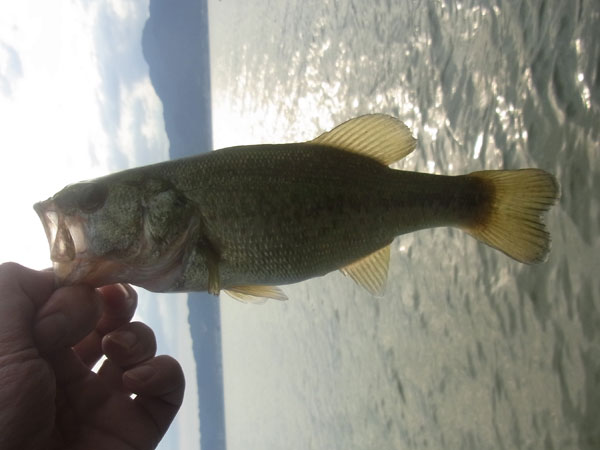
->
[[34, 200, 89, 285]]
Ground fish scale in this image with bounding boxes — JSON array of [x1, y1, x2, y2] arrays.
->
[[180, 146, 399, 286], [34, 114, 559, 302]]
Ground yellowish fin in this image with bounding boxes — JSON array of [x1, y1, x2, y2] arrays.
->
[[464, 169, 560, 263], [311, 114, 416, 165], [224, 285, 289, 303], [340, 245, 390, 296]]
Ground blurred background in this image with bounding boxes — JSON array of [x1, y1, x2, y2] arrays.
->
[[1, 0, 599, 449]]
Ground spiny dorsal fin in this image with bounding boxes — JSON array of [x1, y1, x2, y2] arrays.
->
[[224, 285, 288, 304], [340, 245, 390, 296], [311, 114, 416, 166]]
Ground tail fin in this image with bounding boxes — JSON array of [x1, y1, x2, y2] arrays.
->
[[463, 169, 560, 264]]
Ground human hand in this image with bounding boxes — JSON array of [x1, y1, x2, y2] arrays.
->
[[0, 262, 185, 450]]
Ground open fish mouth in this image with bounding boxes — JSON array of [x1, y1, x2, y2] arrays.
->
[[34, 200, 88, 284]]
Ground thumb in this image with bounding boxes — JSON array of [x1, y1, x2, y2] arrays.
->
[[0, 263, 55, 356], [0, 263, 56, 450]]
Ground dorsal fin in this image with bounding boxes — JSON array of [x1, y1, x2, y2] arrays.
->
[[224, 285, 288, 304], [311, 114, 416, 166], [340, 245, 390, 296]]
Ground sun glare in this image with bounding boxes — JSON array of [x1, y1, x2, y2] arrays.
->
[[0, 3, 107, 269], [0, 1, 168, 269]]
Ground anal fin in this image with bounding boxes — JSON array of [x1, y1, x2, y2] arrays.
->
[[224, 285, 288, 304], [340, 245, 390, 296]]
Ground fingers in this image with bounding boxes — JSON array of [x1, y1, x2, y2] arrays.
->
[[0, 263, 138, 364], [103, 321, 157, 367], [0, 263, 56, 354], [73, 284, 138, 367], [125, 355, 186, 436], [0, 262, 55, 309], [95, 284, 138, 335], [0, 264, 185, 447], [97, 322, 157, 390], [33, 284, 102, 354], [100, 323, 185, 441], [102, 322, 156, 368]]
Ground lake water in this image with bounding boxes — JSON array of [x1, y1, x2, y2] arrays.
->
[[208, 1, 600, 449]]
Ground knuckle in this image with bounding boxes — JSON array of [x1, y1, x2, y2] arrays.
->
[[0, 262, 24, 280]]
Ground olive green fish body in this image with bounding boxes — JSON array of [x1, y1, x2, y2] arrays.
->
[[34, 115, 559, 301], [129, 144, 487, 291]]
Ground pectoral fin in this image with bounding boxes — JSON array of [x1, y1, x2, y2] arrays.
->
[[311, 114, 416, 166], [208, 264, 220, 296], [224, 285, 288, 304], [201, 240, 221, 296], [340, 245, 390, 296]]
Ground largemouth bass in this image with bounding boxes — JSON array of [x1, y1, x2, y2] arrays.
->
[[34, 115, 559, 302]]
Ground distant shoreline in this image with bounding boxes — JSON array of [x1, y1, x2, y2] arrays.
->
[[142, 0, 225, 449]]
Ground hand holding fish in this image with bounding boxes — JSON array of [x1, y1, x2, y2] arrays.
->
[[0, 263, 185, 450], [35, 115, 559, 302]]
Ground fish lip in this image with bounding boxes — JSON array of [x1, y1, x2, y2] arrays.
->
[[34, 200, 61, 257], [34, 199, 88, 285]]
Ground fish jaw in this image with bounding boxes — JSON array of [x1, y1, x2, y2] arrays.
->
[[33, 196, 192, 289], [33, 199, 96, 286]]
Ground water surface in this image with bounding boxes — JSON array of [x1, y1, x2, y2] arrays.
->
[[208, 1, 600, 448]]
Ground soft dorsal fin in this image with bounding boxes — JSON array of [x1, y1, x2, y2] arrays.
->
[[340, 245, 390, 296], [224, 285, 288, 304], [311, 114, 416, 166]]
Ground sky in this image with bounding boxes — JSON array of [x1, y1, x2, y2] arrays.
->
[[0, 1, 199, 449], [0, 0, 168, 268]]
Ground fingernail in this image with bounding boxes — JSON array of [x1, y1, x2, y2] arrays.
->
[[35, 312, 68, 349], [116, 283, 136, 308], [108, 330, 138, 350], [125, 364, 155, 383], [113, 283, 130, 300]]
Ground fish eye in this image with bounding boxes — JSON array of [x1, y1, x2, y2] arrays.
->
[[76, 182, 108, 213]]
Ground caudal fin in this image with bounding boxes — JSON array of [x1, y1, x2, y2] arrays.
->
[[463, 169, 560, 264]]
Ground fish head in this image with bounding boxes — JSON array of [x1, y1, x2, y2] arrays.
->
[[34, 178, 148, 286]]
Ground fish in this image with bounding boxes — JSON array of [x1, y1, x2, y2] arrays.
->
[[34, 114, 560, 302]]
